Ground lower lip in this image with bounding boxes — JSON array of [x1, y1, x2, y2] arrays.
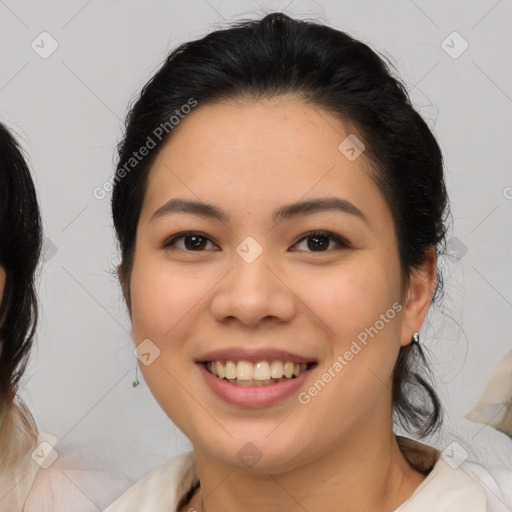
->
[[197, 363, 315, 408]]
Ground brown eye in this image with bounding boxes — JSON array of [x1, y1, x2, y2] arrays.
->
[[291, 231, 350, 252], [306, 234, 330, 251], [164, 232, 217, 251], [184, 235, 208, 250]]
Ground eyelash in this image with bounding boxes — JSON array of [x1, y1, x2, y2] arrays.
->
[[163, 230, 351, 253]]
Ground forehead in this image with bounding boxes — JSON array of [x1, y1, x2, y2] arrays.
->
[[153, 96, 354, 172], [141, 97, 392, 231]]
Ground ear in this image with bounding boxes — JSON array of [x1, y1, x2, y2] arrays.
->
[[117, 264, 132, 316], [399, 246, 437, 347]]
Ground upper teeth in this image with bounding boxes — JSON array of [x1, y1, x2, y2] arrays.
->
[[206, 360, 309, 380]]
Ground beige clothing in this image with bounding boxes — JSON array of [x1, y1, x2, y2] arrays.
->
[[0, 431, 56, 512], [466, 349, 512, 438], [0, 430, 131, 512]]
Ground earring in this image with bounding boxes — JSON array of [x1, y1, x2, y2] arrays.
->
[[411, 332, 420, 345], [132, 365, 141, 388]]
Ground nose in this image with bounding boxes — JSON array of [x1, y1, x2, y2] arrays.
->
[[209, 249, 296, 328]]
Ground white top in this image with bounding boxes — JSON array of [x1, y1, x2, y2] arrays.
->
[[0, 430, 131, 512], [0, 431, 56, 512], [105, 443, 512, 512], [466, 349, 512, 437]]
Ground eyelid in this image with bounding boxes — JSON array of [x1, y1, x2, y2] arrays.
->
[[163, 231, 219, 250], [291, 230, 352, 251], [163, 230, 351, 252]]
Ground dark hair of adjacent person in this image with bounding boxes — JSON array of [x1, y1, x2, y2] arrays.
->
[[0, 122, 42, 464], [112, 13, 449, 438]]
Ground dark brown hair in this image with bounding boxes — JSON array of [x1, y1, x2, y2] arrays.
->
[[0, 122, 42, 465]]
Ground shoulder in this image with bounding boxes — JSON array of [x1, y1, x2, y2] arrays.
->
[[401, 455, 512, 512], [430, 418, 512, 511], [105, 451, 198, 512], [461, 459, 512, 512], [24, 433, 132, 512], [396, 436, 512, 511], [396, 455, 486, 512]]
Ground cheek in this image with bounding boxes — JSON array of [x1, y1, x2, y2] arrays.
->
[[292, 254, 401, 342], [128, 254, 196, 420], [290, 258, 402, 429], [129, 253, 195, 342]]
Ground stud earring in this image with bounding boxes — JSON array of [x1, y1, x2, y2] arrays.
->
[[411, 332, 420, 345]]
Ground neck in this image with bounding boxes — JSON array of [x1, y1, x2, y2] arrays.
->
[[187, 429, 427, 512]]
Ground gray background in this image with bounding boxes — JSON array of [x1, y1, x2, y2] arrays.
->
[[1, 0, 511, 483]]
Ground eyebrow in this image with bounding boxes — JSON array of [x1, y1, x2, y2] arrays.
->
[[150, 197, 368, 225]]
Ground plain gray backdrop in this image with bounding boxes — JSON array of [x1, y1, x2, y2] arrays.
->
[[1, 0, 511, 482]]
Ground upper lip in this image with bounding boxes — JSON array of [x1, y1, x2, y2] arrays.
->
[[195, 347, 317, 364]]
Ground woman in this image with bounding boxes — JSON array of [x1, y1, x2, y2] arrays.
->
[[0, 122, 128, 512], [106, 13, 512, 511], [0, 121, 50, 510]]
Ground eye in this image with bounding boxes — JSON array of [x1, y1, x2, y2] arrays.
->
[[163, 231, 218, 251], [290, 231, 351, 252]]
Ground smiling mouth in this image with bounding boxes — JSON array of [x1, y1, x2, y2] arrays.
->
[[203, 360, 316, 387]]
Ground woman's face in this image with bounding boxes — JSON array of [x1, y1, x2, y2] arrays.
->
[[127, 97, 426, 472]]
